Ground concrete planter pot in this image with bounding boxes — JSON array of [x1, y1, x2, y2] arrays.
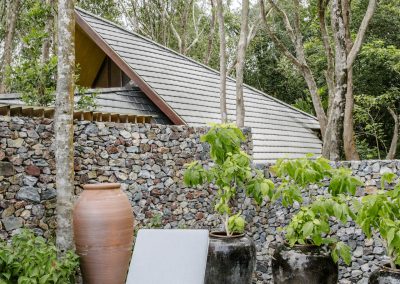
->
[[369, 264, 400, 284], [205, 232, 256, 284], [73, 183, 134, 284], [272, 244, 338, 284]]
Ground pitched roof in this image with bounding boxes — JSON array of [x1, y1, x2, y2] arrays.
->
[[0, 87, 171, 124], [79, 8, 322, 162]]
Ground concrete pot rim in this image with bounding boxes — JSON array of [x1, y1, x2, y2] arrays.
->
[[209, 231, 245, 239]]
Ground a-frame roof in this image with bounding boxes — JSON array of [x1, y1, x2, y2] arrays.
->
[[75, 8, 322, 162]]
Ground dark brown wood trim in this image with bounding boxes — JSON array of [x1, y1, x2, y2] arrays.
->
[[75, 10, 186, 125]]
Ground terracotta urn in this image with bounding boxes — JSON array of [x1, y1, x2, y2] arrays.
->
[[73, 183, 134, 284]]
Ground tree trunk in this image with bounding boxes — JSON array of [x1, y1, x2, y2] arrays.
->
[[387, 108, 399, 160], [41, 0, 55, 64], [340, 0, 360, 160], [343, 67, 360, 160], [260, 0, 327, 136], [235, 0, 249, 128], [216, 0, 227, 123], [55, 0, 75, 257], [301, 65, 327, 136], [322, 0, 347, 161], [0, 0, 20, 93], [204, 0, 216, 65]]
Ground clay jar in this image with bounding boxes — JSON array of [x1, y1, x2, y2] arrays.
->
[[272, 244, 338, 284], [73, 183, 134, 284], [205, 232, 256, 284]]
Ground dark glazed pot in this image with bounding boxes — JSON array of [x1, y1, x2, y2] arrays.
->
[[205, 232, 256, 284], [369, 264, 400, 284], [73, 183, 134, 284], [272, 244, 338, 284]]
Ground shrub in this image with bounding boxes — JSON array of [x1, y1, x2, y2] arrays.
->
[[355, 172, 400, 269], [184, 123, 274, 236], [0, 230, 79, 283], [272, 155, 363, 264]]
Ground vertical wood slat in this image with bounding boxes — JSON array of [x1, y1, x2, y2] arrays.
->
[[44, 108, 54, 118], [33, 107, 44, 117], [10, 106, 22, 116], [0, 104, 152, 123], [127, 115, 136, 123], [0, 105, 10, 116], [111, 113, 119, 123]]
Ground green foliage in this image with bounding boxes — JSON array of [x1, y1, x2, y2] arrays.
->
[[228, 213, 245, 235], [271, 155, 332, 206], [273, 155, 363, 264], [184, 124, 274, 236], [355, 174, 400, 268], [6, 56, 58, 106], [147, 213, 163, 229], [284, 195, 355, 265], [329, 168, 364, 196], [76, 0, 121, 23], [0, 230, 79, 283]]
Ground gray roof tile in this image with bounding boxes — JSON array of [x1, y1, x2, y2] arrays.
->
[[84, 9, 323, 162]]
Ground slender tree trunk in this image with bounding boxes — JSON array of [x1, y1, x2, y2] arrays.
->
[[322, 0, 347, 160], [343, 67, 360, 160], [216, 0, 227, 123], [342, 0, 376, 160], [387, 108, 399, 160], [341, 0, 360, 160], [204, 0, 216, 65], [0, 0, 20, 93], [259, 0, 327, 135], [235, 0, 249, 128], [41, 0, 54, 64], [55, 0, 75, 257]]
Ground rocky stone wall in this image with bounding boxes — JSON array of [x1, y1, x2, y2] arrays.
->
[[256, 160, 400, 284], [0, 116, 399, 284]]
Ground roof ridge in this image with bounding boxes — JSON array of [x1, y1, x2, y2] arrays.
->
[[75, 7, 319, 124]]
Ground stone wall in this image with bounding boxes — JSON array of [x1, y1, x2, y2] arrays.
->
[[0, 116, 399, 284], [256, 160, 400, 284]]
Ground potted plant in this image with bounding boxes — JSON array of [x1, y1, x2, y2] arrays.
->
[[184, 123, 274, 284], [355, 172, 400, 283], [270, 156, 363, 283]]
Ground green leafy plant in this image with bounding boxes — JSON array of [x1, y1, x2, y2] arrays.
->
[[270, 154, 332, 206], [273, 155, 363, 264], [184, 123, 274, 236], [0, 229, 79, 283], [355, 172, 400, 269], [284, 196, 355, 265]]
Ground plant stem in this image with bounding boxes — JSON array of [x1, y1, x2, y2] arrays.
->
[[224, 214, 231, 237], [378, 235, 396, 269]]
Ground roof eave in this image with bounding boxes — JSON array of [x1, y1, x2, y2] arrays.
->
[[74, 9, 186, 126]]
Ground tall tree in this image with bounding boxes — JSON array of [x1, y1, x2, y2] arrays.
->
[[259, 0, 376, 160], [216, 0, 227, 123], [342, 0, 377, 160], [0, 0, 20, 93], [203, 0, 216, 65], [41, 0, 55, 64], [235, 0, 249, 127], [55, 0, 75, 256]]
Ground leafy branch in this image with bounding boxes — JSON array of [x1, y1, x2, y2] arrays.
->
[[184, 123, 274, 236]]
